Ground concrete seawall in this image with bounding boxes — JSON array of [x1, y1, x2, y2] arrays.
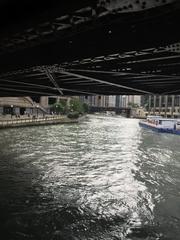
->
[[0, 116, 80, 129]]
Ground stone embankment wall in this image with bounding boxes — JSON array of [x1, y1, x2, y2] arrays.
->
[[0, 116, 79, 129]]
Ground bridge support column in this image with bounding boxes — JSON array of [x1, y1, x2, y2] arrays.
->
[[126, 109, 131, 118], [148, 95, 151, 114], [159, 95, 162, 116], [171, 95, 175, 118], [165, 95, 168, 118], [153, 95, 156, 115]]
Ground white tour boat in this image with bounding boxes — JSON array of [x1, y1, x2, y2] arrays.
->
[[139, 115, 180, 135]]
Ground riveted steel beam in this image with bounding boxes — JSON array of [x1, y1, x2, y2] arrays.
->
[[44, 68, 64, 95], [61, 70, 153, 94]]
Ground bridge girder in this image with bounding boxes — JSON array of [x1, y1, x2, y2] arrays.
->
[[0, 0, 180, 96]]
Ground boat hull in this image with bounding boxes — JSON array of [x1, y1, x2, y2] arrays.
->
[[139, 121, 180, 135]]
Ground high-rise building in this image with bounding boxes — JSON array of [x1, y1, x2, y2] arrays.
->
[[108, 96, 116, 107], [147, 95, 180, 118], [81, 95, 141, 108]]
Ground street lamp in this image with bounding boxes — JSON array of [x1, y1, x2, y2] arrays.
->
[[55, 104, 58, 115], [10, 105, 13, 117], [36, 105, 39, 117]]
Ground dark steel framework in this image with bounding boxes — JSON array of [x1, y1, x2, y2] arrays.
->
[[0, 0, 180, 96]]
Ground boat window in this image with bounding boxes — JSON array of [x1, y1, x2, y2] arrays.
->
[[159, 120, 162, 125]]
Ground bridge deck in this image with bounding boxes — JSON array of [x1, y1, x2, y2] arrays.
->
[[0, 0, 180, 96]]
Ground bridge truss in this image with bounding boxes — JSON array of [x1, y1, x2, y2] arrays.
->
[[0, 0, 180, 96]]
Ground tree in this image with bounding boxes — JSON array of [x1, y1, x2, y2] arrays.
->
[[83, 103, 89, 113], [69, 98, 84, 114], [51, 98, 88, 116], [128, 102, 139, 108], [51, 99, 68, 114]]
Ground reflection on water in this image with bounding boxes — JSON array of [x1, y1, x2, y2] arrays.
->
[[0, 115, 180, 239]]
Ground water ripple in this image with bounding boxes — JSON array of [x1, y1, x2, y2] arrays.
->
[[0, 115, 180, 239]]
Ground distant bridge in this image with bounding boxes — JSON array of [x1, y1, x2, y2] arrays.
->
[[89, 106, 131, 117]]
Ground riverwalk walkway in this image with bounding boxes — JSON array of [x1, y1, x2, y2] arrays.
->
[[0, 115, 79, 129]]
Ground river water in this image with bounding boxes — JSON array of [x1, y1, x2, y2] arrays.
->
[[0, 115, 180, 240]]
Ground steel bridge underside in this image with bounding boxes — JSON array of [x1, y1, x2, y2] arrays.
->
[[0, 0, 180, 96]]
